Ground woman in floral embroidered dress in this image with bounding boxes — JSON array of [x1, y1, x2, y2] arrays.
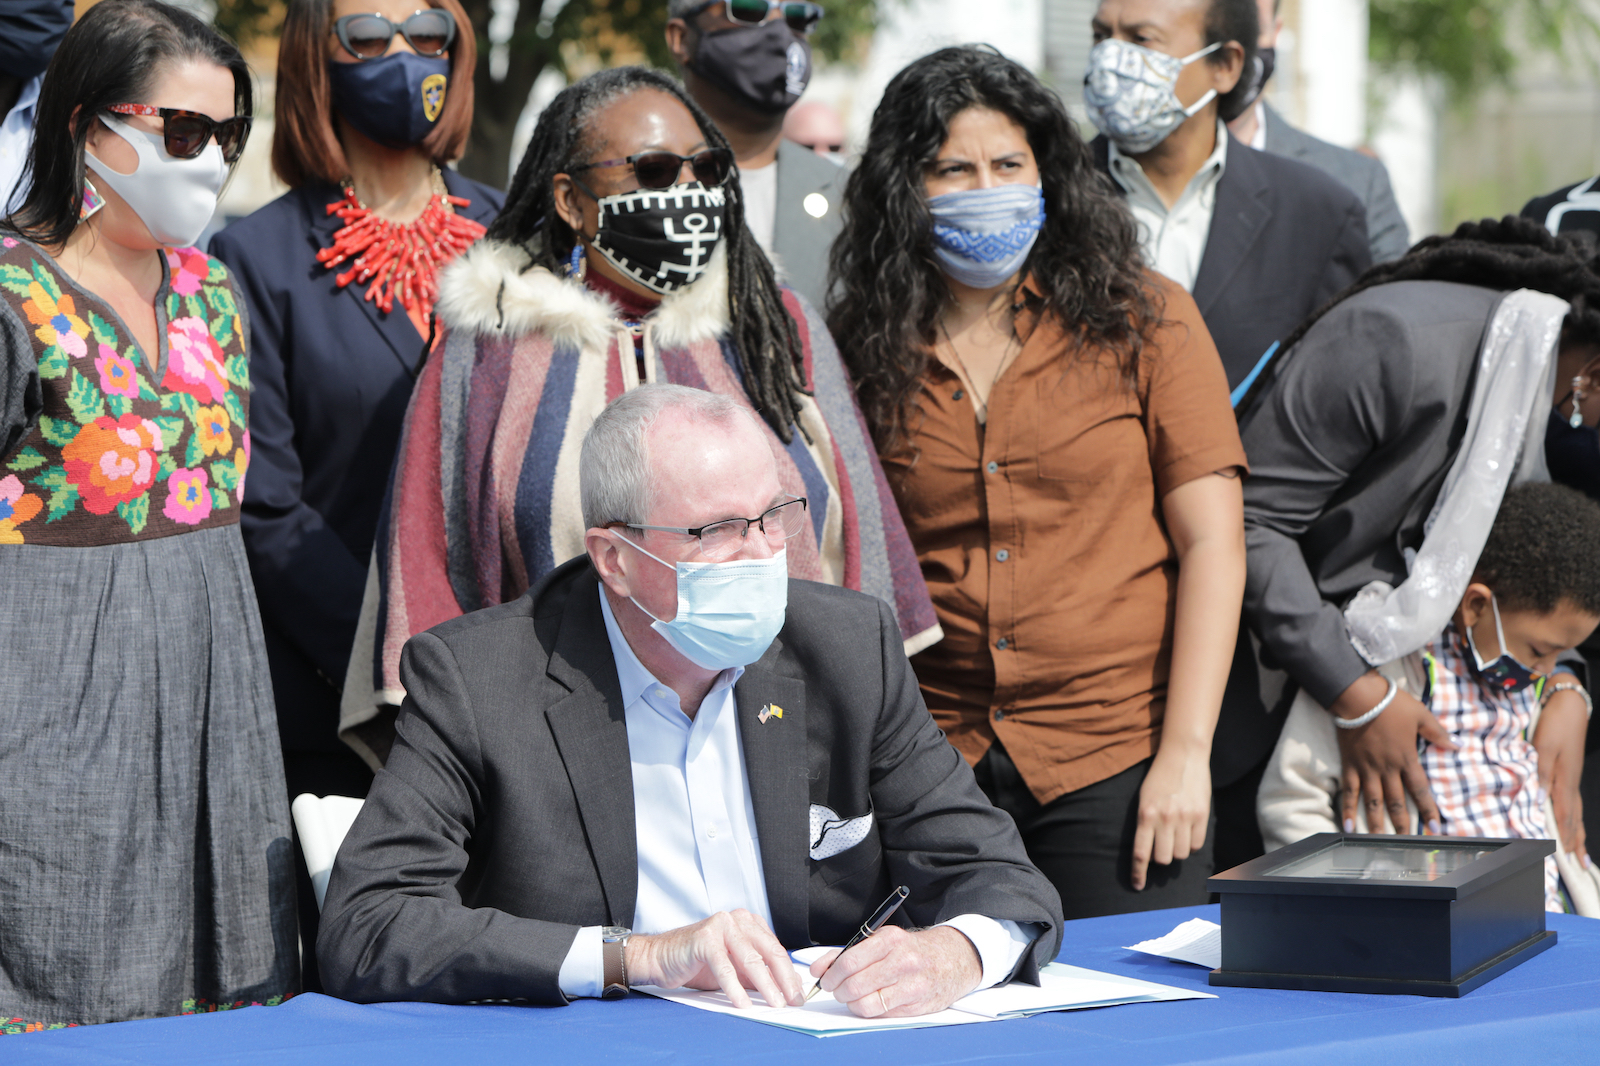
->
[[0, 1, 295, 1029]]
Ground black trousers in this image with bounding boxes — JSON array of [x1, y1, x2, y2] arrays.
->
[[973, 743, 1213, 920]]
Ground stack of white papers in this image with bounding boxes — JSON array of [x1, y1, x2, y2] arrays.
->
[[636, 956, 1214, 1037], [1123, 917, 1222, 969]]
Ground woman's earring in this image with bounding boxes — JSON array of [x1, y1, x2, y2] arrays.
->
[[80, 179, 105, 221], [1572, 376, 1588, 429], [567, 242, 586, 281]]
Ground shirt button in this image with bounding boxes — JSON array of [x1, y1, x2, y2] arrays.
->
[[994, 709, 1006, 721], [986, 461, 999, 474], [996, 637, 1009, 650], [654, 688, 669, 700], [953, 389, 965, 401], [995, 549, 1009, 562], [706, 825, 718, 839]]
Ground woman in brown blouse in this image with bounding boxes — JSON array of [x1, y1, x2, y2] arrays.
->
[[830, 46, 1247, 917]]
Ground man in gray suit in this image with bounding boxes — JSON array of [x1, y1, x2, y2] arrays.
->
[[318, 385, 1062, 1016], [1226, 0, 1410, 263], [666, 0, 843, 309]]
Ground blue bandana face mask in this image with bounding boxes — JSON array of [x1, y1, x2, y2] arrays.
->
[[1466, 593, 1539, 694], [624, 538, 788, 672], [928, 184, 1045, 290]]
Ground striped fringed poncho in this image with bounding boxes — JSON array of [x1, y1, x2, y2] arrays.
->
[[339, 239, 940, 761]]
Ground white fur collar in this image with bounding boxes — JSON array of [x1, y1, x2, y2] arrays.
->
[[436, 238, 731, 350]]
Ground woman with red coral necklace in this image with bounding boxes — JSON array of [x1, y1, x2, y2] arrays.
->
[[208, 0, 500, 980], [0, 0, 295, 1025]]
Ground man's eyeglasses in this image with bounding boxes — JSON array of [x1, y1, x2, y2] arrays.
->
[[681, 0, 825, 34], [332, 9, 456, 60], [105, 104, 252, 164], [618, 496, 808, 560], [569, 148, 735, 191]]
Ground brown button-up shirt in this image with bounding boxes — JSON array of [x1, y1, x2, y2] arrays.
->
[[883, 275, 1246, 805]]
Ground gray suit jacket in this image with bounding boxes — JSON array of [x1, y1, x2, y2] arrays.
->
[[317, 557, 1063, 1005], [1262, 103, 1410, 265], [1219, 282, 1501, 776], [772, 139, 846, 310]]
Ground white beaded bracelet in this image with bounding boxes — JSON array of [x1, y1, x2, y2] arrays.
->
[[1333, 677, 1399, 730], [1543, 681, 1594, 719]]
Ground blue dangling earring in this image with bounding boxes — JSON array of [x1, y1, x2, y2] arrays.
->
[[568, 242, 586, 281]]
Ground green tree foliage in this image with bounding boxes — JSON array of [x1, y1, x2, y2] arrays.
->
[[456, 0, 887, 187], [1369, 0, 1600, 96]]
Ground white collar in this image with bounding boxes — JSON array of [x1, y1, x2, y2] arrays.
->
[[1107, 119, 1230, 206]]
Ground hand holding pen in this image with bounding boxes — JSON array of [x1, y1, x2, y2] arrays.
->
[[805, 885, 909, 1001]]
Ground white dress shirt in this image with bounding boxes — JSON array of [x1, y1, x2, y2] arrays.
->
[[1106, 119, 1230, 292], [0, 75, 42, 216], [738, 161, 779, 255], [556, 587, 1034, 997]]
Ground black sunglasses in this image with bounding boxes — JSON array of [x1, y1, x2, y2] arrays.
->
[[333, 10, 456, 60], [682, 0, 825, 34], [569, 148, 735, 191], [106, 104, 252, 164]]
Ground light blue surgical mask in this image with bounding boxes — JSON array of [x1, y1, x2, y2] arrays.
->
[[928, 184, 1045, 290], [624, 538, 788, 671]]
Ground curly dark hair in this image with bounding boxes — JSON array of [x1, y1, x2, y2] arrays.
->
[[4, 0, 252, 248], [1235, 216, 1600, 418], [488, 66, 807, 442], [1475, 483, 1600, 617], [827, 46, 1162, 456]]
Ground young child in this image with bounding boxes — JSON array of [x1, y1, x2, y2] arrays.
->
[[1258, 483, 1600, 912]]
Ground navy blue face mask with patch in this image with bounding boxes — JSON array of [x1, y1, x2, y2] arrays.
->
[[327, 53, 450, 149]]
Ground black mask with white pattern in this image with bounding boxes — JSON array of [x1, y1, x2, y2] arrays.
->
[[585, 182, 726, 295]]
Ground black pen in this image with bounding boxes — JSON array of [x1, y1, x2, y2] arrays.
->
[[804, 885, 910, 1002]]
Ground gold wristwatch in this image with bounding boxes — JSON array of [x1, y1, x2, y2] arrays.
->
[[601, 926, 631, 1000]]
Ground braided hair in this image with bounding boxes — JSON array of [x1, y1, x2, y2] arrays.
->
[[1237, 215, 1600, 417], [488, 66, 808, 442]]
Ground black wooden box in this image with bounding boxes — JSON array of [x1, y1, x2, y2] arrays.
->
[[1206, 834, 1555, 997]]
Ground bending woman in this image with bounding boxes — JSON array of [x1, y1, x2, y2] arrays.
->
[[1239, 217, 1598, 863], [831, 46, 1247, 918], [344, 66, 937, 746], [0, 0, 294, 1025]]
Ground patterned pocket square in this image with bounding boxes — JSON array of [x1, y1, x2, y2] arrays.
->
[[808, 803, 873, 861]]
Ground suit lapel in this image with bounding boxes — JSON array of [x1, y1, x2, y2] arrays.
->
[[543, 571, 639, 927], [1192, 138, 1272, 316], [735, 646, 811, 945]]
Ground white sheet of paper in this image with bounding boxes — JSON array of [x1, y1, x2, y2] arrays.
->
[[637, 956, 1214, 1037], [1123, 917, 1223, 968]]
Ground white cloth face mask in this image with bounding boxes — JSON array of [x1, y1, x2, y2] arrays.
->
[[83, 113, 227, 248], [1083, 38, 1221, 155], [624, 538, 789, 672]]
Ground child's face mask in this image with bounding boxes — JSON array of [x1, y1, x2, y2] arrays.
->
[[1466, 592, 1539, 693]]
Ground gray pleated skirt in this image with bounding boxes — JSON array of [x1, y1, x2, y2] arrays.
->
[[0, 525, 297, 1029]]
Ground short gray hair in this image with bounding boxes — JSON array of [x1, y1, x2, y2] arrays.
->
[[580, 384, 749, 529], [666, 0, 703, 17]]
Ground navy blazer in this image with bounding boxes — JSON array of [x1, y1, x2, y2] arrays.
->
[[210, 169, 502, 756], [1093, 133, 1371, 392]]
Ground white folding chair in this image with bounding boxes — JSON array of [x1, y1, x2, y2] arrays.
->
[[291, 793, 366, 911]]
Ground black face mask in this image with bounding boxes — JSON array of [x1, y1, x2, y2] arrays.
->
[[1223, 46, 1276, 122], [585, 182, 726, 295], [1546, 408, 1600, 502], [689, 19, 811, 115], [327, 53, 450, 149], [0, 0, 72, 81]]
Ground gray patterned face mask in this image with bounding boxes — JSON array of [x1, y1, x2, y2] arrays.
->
[[1083, 38, 1221, 155]]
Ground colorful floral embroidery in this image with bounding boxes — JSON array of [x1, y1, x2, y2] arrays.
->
[[0, 994, 290, 1034], [195, 404, 232, 457], [163, 316, 230, 404], [94, 344, 140, 399], [163, 467, 212, 525], [0, 1017, 77, 1035], [0, 243, 248, 543], [0, 474, 42, 544], [60, 414, 163, 516], [21, 281, 89, 361]]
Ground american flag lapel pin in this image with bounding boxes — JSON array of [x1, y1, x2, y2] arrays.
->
[[758, 703, 784, 724]]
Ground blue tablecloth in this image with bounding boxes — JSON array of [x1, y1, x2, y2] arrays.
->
[[13, 905, 1599, 1065]]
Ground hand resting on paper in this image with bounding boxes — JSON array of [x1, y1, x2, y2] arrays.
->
[[627, 909, 806, 1009], [808, 925, 982, 1018]]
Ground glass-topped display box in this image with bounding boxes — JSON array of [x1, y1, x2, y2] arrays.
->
[[1207, 834, 1554, 996]]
